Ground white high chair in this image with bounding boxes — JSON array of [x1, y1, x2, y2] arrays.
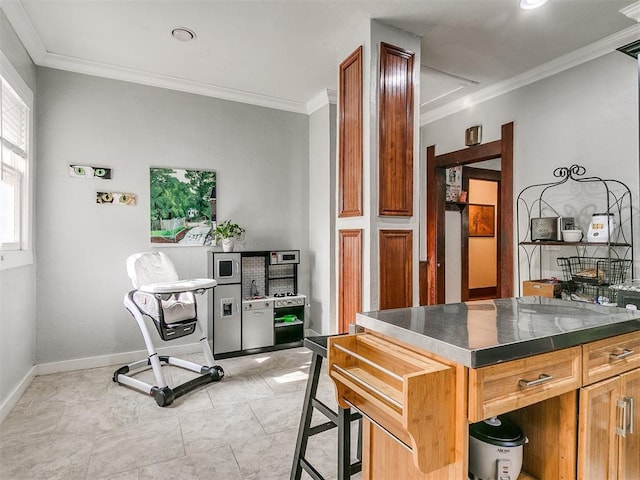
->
[[113, 251, 224, 406]]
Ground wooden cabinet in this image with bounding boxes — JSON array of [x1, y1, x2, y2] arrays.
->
[[332, 330, 640, 480], [618, 369, 640, 480], [578, 368, 640, 480], [579, 331, 640, 479]]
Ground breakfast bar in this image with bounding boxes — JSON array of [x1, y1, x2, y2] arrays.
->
[[327, 297, 640, 479]]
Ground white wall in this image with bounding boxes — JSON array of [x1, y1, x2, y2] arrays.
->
[[35, 67, 309, 364], [0, 8, 37, 417], [423, 51, 639, 297], [308, 101, 336, 334]]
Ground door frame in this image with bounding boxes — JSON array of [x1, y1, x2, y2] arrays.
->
[[462, 167, 502, 301], [425, 122, 514, 305]]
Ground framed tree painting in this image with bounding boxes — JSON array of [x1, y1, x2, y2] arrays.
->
[[468, 204, 495, 237], [149, 167, 217, 246]]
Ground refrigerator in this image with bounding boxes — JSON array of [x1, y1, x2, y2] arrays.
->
[[208, 252, 242, 354]]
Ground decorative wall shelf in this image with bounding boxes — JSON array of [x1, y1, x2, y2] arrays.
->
[[517, 165, 634, 302]]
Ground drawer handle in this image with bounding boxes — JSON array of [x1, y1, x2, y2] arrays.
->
[[518, 373, 553, 388], [617, 397, 634, 437], [628, 396, 635, 435], [332, 364, 404, 411], [609, 349, 634, 361]]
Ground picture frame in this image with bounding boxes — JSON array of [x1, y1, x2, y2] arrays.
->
[[468, 204, 495, 237], [149, 167, 217, 246]]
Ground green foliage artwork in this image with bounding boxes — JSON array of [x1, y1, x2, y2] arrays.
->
[[149, 167, 217, 246]]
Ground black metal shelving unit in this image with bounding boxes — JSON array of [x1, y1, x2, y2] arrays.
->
[[517, 164, 634, 302]]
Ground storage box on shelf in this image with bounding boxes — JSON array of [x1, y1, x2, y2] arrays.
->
[[517, 165, 634, 303], [522, 279, 562, 298]]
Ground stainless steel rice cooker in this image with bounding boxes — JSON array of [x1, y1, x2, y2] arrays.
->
[[468, 416, 528, 480]]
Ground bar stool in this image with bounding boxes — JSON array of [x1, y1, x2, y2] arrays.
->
[[290, 335, 362, 480]]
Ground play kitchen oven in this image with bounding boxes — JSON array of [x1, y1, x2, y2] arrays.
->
[[273, 293, 305, 345]]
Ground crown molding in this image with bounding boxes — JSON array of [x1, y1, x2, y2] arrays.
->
[[40, 51, 309, 113], [1, 1, 309, 114], [0, 0, 46, 63], [621, 1, 640, 22], [422, 23, 640, 125], [306, 89, 337, 114]]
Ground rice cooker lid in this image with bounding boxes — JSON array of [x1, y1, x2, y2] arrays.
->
[[469, 416, 527, 447]]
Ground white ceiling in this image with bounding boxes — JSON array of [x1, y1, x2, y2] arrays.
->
[[2, 0, 640, 121]]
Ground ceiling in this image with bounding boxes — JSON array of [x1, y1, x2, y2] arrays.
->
[[2, 0, 640, 121]]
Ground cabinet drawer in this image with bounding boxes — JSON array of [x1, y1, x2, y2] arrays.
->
[[328, 333, 456, 474], [468, 346, 581, 422], [582, 330, 640, 385]]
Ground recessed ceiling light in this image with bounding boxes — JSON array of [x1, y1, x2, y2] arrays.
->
[[171, 27, 196, 42], [520, 0, 549, 9]]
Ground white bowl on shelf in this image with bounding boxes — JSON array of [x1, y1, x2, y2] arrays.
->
[[562, 229, 583, 242]]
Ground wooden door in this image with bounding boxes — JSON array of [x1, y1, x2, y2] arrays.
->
[[578, 376, 620, 480], [619, 368, 640, 480]]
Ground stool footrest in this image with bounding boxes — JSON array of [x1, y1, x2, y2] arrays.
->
[[309, 420, 338, 437], [300, 458, 324, 480]]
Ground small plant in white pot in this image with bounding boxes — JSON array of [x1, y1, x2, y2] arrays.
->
[[214, 220, 245, 252]]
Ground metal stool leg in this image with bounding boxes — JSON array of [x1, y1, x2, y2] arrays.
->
[[337, 406, 351, 480], [291, 352, 324, 480]]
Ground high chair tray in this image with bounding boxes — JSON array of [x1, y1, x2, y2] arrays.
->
[[139, 278, 217, 294]]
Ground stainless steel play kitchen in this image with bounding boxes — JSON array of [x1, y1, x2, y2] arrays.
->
[[208, 250, 305, 357]]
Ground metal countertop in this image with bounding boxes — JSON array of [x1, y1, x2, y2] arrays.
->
[[355, 297, 640, 368]]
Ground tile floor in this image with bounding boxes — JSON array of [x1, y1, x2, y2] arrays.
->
[[0, 346, 361, 480]]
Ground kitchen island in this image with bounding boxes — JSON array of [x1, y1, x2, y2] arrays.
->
[[327, 297, 640, 480]]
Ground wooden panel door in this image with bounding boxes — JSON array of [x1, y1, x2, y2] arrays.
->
[[578, 376, 620, 480], [379, 229, 412, 309], [378, 42, 414, 217], [338, 229, 362, 333], [619, 368, 640, 480], [338, 46, 363, 218]]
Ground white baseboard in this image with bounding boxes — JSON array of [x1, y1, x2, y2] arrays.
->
[[0, 365, 37, 424], [36, 342, 203, 375], [0, 342, 203, 422]]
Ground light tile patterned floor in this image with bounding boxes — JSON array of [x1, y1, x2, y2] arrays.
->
[[0, 347, 360, 480]]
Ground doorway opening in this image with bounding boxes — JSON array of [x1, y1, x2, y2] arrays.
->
[[424, 122, 514, 305], [462, 168, 501, 301]]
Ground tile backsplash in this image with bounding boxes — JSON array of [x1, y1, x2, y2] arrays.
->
[[241, 255, 297, 298], [242, 256, 266, 299]]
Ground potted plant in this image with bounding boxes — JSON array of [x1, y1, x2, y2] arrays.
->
[[213, 220, 245, 252]]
